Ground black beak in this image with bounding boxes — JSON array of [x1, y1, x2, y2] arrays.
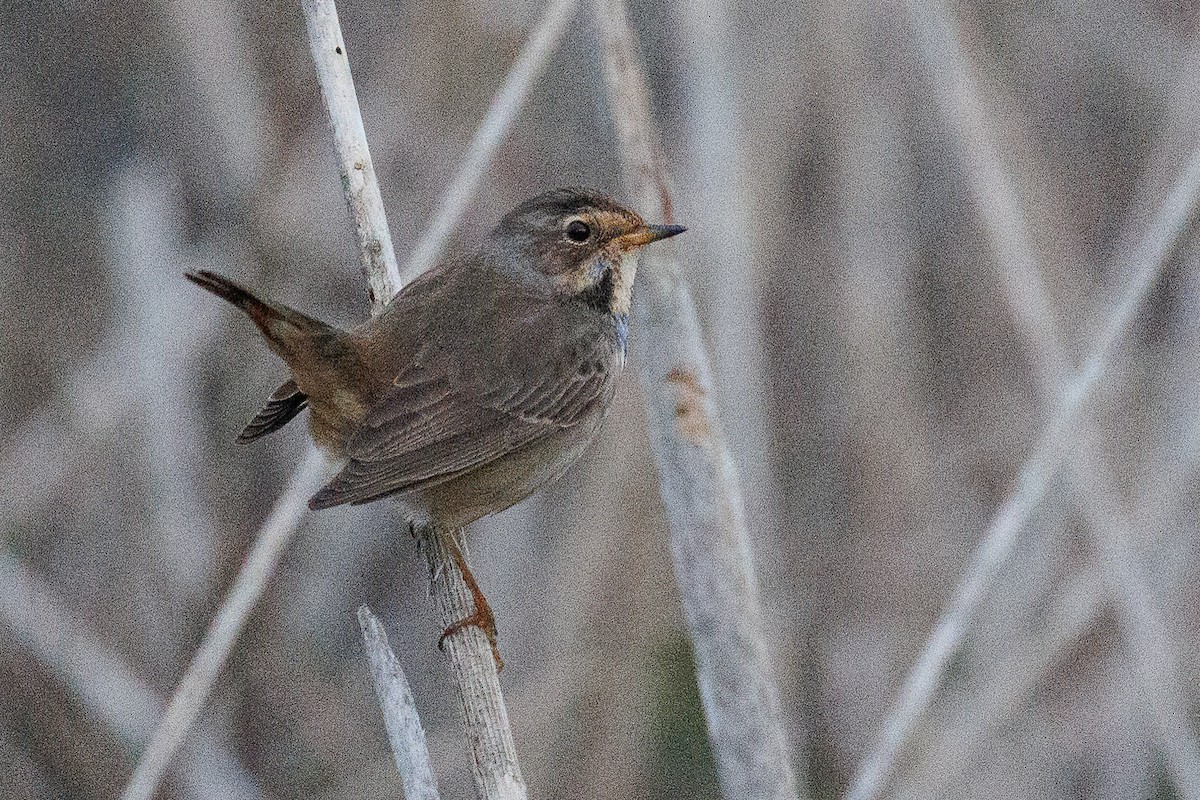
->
[[617, 223, 689, 249], [646, 223, 687, 242]]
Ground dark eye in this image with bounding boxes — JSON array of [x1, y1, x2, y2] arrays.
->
[[566, 219, 591, 243]]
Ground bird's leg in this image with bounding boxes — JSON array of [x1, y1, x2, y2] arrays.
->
[[436, 530, 503, 670]]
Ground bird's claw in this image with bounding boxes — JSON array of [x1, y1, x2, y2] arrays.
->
[[438, 608, 503, 670], [436, 530, 504, 670]]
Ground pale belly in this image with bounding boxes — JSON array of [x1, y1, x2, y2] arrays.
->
[[402, 411, 607, 530]]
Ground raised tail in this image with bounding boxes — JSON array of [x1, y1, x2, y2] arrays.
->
[[186, 270, 332, 339], [186, 270, 349, 442], [184, 269, 338, 359]]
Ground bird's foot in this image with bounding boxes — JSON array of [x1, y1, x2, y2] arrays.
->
[[436, 531, 504, 671], [438, 605, 503, 671]]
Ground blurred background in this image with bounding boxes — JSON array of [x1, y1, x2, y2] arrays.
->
[[4, 0, 1200, 797]]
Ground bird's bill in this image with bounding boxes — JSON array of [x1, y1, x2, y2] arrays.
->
[[615, 223, 688, 249]]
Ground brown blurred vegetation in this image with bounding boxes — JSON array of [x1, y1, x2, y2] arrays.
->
[[3, 0, 1200, 798]]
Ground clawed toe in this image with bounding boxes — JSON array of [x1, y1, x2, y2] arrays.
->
[[438, 608, 503, 670], [435, 531, 504, 670]]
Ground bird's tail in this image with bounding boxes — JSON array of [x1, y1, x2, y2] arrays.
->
[[186, 270, 354, 442], [185, 270, 337, 359]]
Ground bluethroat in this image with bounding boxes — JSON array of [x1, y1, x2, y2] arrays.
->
[[186, 188, 685, 662]]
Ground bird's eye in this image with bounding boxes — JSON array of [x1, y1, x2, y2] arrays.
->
[[565, 219, 591, 243]]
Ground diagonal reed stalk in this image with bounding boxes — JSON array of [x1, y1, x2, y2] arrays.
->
[[842, 3, 1200, 798], [358, 605, 441, 800]]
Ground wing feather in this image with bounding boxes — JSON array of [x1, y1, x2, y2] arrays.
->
[[309, 343, 614, 510]]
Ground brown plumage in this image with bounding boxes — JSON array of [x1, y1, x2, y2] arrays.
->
[[188, 188, 683, 521], [186, 188, 685, 659]]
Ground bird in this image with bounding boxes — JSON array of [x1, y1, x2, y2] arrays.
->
[[185, 187, 685, 664]]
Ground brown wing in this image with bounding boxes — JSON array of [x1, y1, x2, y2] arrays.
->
[[307, 345, 613, 510]]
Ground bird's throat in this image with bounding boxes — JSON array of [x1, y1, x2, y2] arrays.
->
[[608, 257, 636, 317], [577, 252, 636, 318], [577, 266, 614, 314]]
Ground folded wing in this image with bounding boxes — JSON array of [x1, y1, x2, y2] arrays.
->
[[308, 345, 612, 509]]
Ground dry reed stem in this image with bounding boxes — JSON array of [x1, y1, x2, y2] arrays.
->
[[119, 448, 325, 800], [402, 0, 577, 283], [422, 530, 527, 799], [300, 0, 402, 311], [671, 15, 792, 724], [842, 4, 1200, 799], [0, 552, 264, 800], [591, 2, 800, 798], [358, 605, 442, 800]]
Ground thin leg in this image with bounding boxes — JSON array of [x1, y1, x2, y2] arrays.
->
[[436, 530, 503, 670]]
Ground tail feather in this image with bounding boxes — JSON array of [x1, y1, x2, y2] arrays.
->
[[186, 269, 355, 446], [184, 270, 334, 347]]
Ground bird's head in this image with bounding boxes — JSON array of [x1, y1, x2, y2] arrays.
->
[[487, 188, 685, 316]]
